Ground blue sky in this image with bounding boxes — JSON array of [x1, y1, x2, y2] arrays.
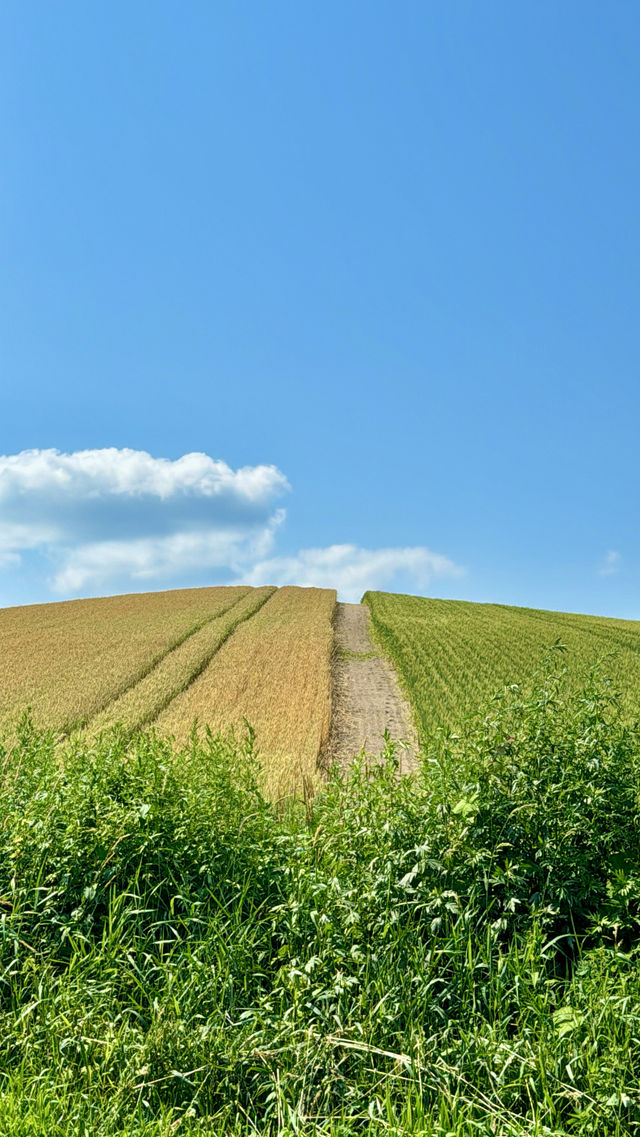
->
[[1, 2, 638, 615]]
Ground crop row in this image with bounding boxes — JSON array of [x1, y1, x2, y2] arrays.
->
[[87, 587, 276, 734], [364, 591, 640, 738], [0, 584, 336, 796], [0, 585, 251, 734], [156, 585, 336, 798]]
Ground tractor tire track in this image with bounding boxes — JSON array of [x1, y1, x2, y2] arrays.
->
[[85, 588, 275, 734]]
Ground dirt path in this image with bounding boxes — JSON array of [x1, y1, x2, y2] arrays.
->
[[325, 603, 418, 773]]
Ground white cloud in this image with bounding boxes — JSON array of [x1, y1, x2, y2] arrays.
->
[[0, 549, 21, 569], [0, 521, 59, 555], [54, 512, 285, 593], [0, 448, 464, 603], [0, 448, 289, 595], [0, 448, 287, 504], [598, 550, 621, 577], [239, 543, 465, 602]]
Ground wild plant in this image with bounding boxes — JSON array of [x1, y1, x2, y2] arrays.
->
[[0, 656, 639, 1134]]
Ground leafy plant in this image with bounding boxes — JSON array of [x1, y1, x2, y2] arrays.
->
[[1, 657, 639, 1134]]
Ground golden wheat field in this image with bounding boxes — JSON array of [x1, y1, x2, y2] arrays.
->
[[87, 587, 276, 734], [155, 586, 336, 797], [0, 584, 337, 794], [0, 586, 250, 733]]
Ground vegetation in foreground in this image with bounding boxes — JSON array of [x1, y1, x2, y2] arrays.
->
[[2, 653, 640, 1135], [364, 590, 640, 738]]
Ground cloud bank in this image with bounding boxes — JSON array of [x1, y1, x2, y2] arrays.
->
[[0, 448, 289, 593], [240, 544, 465, 602], [0, 448, 464, 601]]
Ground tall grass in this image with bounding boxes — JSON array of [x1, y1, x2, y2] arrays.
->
[[1, 653, 640, 1134]]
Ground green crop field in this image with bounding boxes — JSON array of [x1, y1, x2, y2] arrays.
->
[[364, 591, 640, 739]]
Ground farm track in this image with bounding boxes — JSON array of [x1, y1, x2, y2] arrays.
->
[[326, 603, 418, 773], [86, 587, 275, 734]]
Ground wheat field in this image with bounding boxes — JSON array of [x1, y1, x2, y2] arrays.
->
[[155, 586, 336, 797], [0, 584, 336, 794], [87, 587, 275, 734], [0, 586, 250, 733]]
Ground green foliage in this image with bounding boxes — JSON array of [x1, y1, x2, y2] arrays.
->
[[363, 590, 640, 738], [1, 662, 640, 1134]]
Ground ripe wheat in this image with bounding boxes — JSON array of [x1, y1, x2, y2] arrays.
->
[[155, 586, 336, 797], [0, 586, 250, 733]]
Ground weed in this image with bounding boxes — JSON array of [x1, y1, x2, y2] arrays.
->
[[1, 657, 639, 1133]]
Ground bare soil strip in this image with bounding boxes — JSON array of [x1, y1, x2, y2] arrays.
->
[[326, 603, 418, 773]]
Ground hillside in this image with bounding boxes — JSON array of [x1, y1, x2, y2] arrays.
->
[[3, 587, 640, 1132], [364, 591, 640, 738], [4, 585, 640, 775], [3, 639, 640, 1134], [0, 585, 336, 793], [0, 585, 251, 734]]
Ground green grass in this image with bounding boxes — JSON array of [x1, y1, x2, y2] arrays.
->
[[336, 647, 380, 661], [2, 653, 640, 1134], [363, 591, 640, 739]]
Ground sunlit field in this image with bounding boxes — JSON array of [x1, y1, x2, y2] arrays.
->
[[0, 586, 336, 794], [0, 586, 251, 734], [155, 585, 335, 797], [2, 588, 640, 1132], [365, 591, 640, 738]]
